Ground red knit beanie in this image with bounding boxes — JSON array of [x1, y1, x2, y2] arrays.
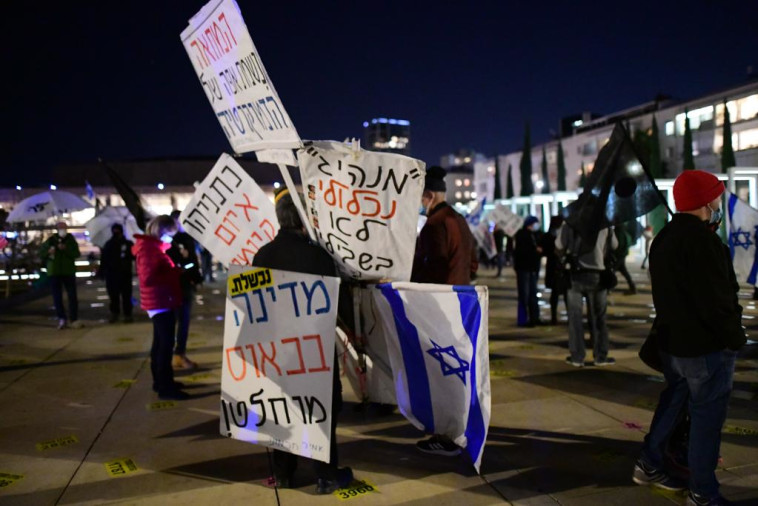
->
[[673, 170, 724, 211]]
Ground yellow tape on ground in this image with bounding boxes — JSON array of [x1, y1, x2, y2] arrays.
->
[[36, 435, 79, 451], [183, 373, 214, 382], [334, 480, 378, 500], [723, 425, 758, 436], [105, 458, 138, 477], [0, 472, 24, 488], [147, 401, 177, 411], [113, 380, 136, 389]]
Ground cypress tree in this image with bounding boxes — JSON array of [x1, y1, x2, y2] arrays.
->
[[493, 156, 502, 200], [579, 162, 587, 188], [683, 108, 695, 170], [541, 146, 551, 193], [519, 122, 534, 196], [506, 163, 514, 199], [556, 141, 567, 191], [721, 99, 736, 171]]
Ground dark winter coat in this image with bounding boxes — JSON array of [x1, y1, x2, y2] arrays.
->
[[252, 229, 337, 278], [412, 202, 478, 285], [650, 213, 745, 356], [167, 231, 203, 291], [40, 233, 80, 276], [101, 236, 134, 276], [132, 235, 183, 311], [513, 228, 540, 272]]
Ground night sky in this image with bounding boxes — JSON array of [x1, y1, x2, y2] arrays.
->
[[4, 1, 757, 186]]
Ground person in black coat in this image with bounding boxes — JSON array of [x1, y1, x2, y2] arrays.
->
[[541, 216, 566, 325], [100, 223, 134, 323], [513, 216, 542, 326], [633, 170, 745, 504], [252, 188, 353, 495]]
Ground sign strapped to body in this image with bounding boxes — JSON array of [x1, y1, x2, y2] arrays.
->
[[297, 141, 425, 281], [181, 0, 300, 156], [221, 266, 340, 462], [180, 153, 279, 267]]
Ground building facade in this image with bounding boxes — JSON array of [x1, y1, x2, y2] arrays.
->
[[363, 118, 411, 156]]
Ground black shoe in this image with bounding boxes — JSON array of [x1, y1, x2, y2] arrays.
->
[[594, 357, 616, 366], [416, 435, 461, 456], [157, 389, 190, 400], [686, 491, 734, 505], [315, 467, 353, 494], [632, 459, 686, 491]]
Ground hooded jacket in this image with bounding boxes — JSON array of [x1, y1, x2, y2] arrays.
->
[[132, 235, 182, 311], [40, 233, 80, 276]]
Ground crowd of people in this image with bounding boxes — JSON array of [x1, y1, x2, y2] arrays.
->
[[33, 167, 744, 504]]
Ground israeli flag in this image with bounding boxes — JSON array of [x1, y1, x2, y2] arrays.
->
[[726, 190, 758, 285], [369, 282, 490, 472]]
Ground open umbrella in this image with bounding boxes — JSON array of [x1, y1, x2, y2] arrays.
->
[[7, 191, 92, 223], [84, 206, 141, 248]]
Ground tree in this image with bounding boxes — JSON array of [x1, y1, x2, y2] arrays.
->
[[519, 122, 534, 196], [493, 156, 502, 200], [648, 116, 667, 233], [682, 108, 695, 170], [556, 141, 567, 191], [579, 162, 587, 188], [541, 146, 551, 193], [506, 163, 514, 198], [721, 99, 736, 172]]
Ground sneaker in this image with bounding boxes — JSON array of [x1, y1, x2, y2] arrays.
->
[[57, 319, 68, 330], [632, 459, 686, 491], [686, 492, 734, 506], [69, 320, 84, 329], [158, 389, 190, 401], [416, 435, 461, 456], [595, 357, 616, 366], [172, 354, 197, 370], [315, 467, 353, 494], [565, 356, 585, 368]]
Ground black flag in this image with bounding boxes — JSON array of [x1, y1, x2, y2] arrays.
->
[[563, 122, 666, 253], [101, 160, 151, 231]]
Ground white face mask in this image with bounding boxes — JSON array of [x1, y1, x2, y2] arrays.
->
[[57, 229, 67, 237], [160, 233, 174, 244]]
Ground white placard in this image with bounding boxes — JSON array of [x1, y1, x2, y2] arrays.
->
[[221, 266, 340, 462], [487, 204, 524, 237], [181, 0, 300, 153], [180, 153, 279, 266], [297, 141, 425, 281]]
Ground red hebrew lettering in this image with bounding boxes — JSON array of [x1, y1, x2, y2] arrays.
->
[[223, 210, 240, 231], [244, 344, 261, 378], [282, 337, 306, 375], [218, 12, 237, 46], [234, 247, 256, 265], [225, 347, 246, 381], [303, 334, 330, 373], [380, 200, 397, 219], [258, 342, 282, 377], [215, 224, 237, 246], [233, 193, 259, 221], [323, 180, 349, 208]]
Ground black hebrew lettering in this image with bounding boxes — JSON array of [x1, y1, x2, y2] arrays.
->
[[250, 389, 266, 427], [268, 397, 291, 425], [365, 166, 383, 189], [201, 193, 221, 214], [221, 165, 243, 188], [356, 219, 387, 242], [383, 169, 409, 194], [347, 164, 366, 187], [305, 396, 327, 424], [317, 156, 332, 176], [210, 176, 233, 206], [277, 282, 300, 317]]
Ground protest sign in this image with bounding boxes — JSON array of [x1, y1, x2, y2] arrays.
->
[[181, 0, 300, 156], [180, 153, 279, 266], [487, 204, 524, 237], [297, 141, 425, 281], [221, 266, 340, 462]]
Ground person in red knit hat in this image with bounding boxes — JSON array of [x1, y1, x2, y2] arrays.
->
[[633, 170, 745, 506]]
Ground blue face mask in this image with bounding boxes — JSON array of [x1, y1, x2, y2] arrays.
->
[[160, 233, 174, 244], [419, 205, 427, 216], [708, 205, 722, 226]]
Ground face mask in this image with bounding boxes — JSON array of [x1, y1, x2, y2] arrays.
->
[[57, 229, 67, 237], [160, 233, 174, 244], [707, 204, 723, 226], [419, 205, 427, 216]]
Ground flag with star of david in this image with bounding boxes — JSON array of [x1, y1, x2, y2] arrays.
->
[[367, 282, 490, 472], [726, 190, 758, 286]]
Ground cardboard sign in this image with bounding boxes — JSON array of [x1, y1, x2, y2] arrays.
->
[[297, 141, 425, 281], [180, 153, 279, 266], [181, 0, 300, 154], [221, 266, 340, 463], [486, 204, 524, 237]]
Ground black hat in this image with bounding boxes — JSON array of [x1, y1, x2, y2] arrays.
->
[[425, 166, 447, 192]]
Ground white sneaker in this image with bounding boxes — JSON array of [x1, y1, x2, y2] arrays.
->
[[57, 319, 68, 330]]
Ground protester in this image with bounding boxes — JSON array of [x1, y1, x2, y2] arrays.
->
[[100, 223, 134, 323], [167, 210, 202, 371], [513, 216, 543, 327], [541, 216, 566, 325], [493, 224, 506, 280], [556, 222, 618, 367], [200, 246, 214, 282], [411, 165, 478, 456], [640, 224, 654, 270], [132, 215, 188, 401], [633, 170, 744, 506], [40, 221, 82, 330], [252, 188, 353, 494], [613, 222, 637, 295]]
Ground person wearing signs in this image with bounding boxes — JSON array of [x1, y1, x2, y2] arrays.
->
[[251, 188, 353, 494], [412, 166, 478, 457], [132, 216, 189, 401]]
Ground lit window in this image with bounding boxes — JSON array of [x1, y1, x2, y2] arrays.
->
[[464, 179, 470, 186], [739, 128, 758, 150], [471, 192, 477, 199], [455, 191, 462, 199], [463, 191, 470, 198], [464, 157, 471, 163], [665, 121, 675, 136], [739, 94, 758, 121], [456, 179, 463, 187]]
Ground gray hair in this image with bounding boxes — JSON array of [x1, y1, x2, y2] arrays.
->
[[145, 215, 177, 238]]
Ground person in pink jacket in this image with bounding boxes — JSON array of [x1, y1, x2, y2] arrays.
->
[[132, 215, 188, 400]]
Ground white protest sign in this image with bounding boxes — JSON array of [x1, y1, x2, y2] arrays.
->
[[297, 141, 425, 281], [221, 266, 340, 462], [180, 153, 279, 266], [181, 0, 300, 156], [487, 204, 524, 237]]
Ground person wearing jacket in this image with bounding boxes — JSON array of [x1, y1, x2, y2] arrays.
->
[[513, 216, 542, 327], [132, 215, 187, 401], [252, 188, 353, 494], [40, 221, 81, 330], [633, 170, 745, 506], [100, 223, 134, 323]]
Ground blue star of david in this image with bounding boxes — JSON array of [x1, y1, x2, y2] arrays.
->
[[731, 227, 754, 251], [426, 340, 470, 385]]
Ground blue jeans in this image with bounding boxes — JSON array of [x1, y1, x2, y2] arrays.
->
[[50, 275, 78, 322], [516, 270, 539, 326], [566, 271, 608, 362], [640, 349, 737, 498]]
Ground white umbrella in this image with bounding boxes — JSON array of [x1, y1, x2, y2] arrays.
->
[[7, 191, 92, 223], [85, 207, 141, 248]]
